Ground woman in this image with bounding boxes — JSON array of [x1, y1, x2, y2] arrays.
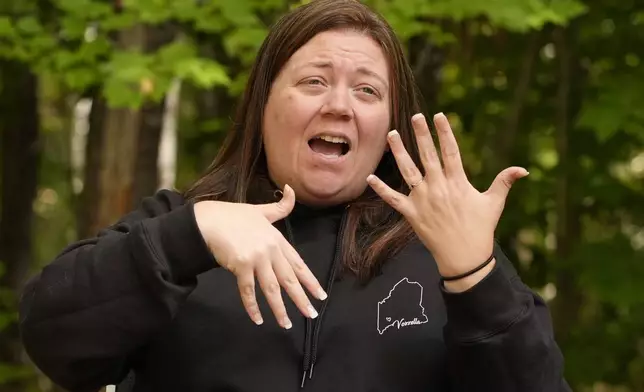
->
[[19, 0, 570, 391]]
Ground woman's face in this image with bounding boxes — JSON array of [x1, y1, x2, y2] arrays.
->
[[263, 29, 391, 206]]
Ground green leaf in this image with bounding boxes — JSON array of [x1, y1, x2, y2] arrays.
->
[[173, 0, 207, 21], [176, 58, 230, 88], [102, 78, 144, 108], [218, 0, 259, 26], [101, 51, 154, 107], [0, 363, 32, 384], [371, 0, 587, 33], [60, 15, 88, 39], [122, 0, 174, 23], [15, 16, 42, 35], [224, 27, 267, 59], [577, 72, 644, 143], [156, 40, 198, 65], [57, 0, 112, 19], [102, 12, 139, 31], [0, 17, 15, 38], [64, 67, 99, 90]]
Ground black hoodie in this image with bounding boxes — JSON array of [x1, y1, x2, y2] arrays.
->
[[19, 189, 571, 392]]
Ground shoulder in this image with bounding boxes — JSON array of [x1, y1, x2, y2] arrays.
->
[[100, 189, 187, 233], [137, 189, 187, 216]]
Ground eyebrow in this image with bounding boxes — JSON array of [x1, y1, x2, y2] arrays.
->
[[305, 60, 389, 89]]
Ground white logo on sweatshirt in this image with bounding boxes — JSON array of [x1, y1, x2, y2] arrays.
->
[[377, 277, 429, 335]]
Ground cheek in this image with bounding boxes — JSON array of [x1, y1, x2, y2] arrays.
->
[[267, 91, 312, 139], [358, 107, 391, 152], [265, 95, 291, 143], [264, 91, 315, 166]]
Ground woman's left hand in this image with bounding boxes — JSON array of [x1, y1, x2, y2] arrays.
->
[[367, 112, 528, 292]]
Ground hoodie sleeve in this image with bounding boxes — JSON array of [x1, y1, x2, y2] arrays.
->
[[19, 190, 217, 392], [441, 244, 572, 392]]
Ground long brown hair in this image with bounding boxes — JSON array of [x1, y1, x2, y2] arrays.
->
[[185, 0, 426, 280]]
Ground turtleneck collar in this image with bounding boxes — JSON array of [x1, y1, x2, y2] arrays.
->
[[251, 175, 348, 219]]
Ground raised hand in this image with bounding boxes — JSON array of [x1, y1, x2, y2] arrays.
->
[[367, 113, 529, 291], [194, 185, 327, 328]]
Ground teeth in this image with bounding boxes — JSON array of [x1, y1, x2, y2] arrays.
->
[[317, 135, 348, 144]]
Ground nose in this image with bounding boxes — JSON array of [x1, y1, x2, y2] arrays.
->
[[321, 87, 352, 120]]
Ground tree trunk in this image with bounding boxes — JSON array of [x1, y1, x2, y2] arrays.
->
[[496, 31, 541, 171], [88, 25, 146, 234], [409, 34, 444, 112], [0, 59, 40, 391], [131, 23, 177, 204], [79, 23, 176, 237], [132, 101, 164, 204], [191, 33, 237, 171], [77, 91, 106, 238], [94, 105, 141, 231], [551, 26, 582, 345], [158, 79, 181, 190]]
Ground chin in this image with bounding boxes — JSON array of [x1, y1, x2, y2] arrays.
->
[[299, 179, 362, 206]]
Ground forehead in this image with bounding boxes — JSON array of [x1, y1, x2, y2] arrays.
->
[[284, 30, 389, 78]]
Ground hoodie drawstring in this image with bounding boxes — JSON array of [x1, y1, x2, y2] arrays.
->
[[283, 218, 313, 388], [284, 212, 348, 389]]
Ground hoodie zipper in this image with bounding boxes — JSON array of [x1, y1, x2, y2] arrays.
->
[[283, 211, 348, 389], [305, 211, 347, 385]]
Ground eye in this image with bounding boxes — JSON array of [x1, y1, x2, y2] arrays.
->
[[305, 78, 325, 86], [358, 86, 377, 96]]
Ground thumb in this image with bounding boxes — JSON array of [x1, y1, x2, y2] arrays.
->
[[257, 184, 296, 223], [486, 167, 529, 204]]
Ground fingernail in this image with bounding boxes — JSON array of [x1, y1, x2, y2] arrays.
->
[[366, 174, 375, 184], [411, 113, 424, 122], [254, 317, 264, 326], [308, 305, 319, 319], [318, 288, 328, 300], [282, 317, 292, 330], [435, 112, 445, 120], [388, 130, 399, 139]]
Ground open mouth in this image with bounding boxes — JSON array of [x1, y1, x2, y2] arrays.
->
[[307, 135, 350, 158]]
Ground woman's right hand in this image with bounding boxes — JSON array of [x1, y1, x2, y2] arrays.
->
[[193, 185, 327, 329]]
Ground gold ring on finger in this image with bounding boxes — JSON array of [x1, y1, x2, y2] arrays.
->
[[409, 178, 424, 189]]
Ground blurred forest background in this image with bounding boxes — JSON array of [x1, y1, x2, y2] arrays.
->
[[0, 0, 642, 391]]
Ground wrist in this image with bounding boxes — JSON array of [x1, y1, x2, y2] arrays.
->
[[193, 200, 218, 249], [433, 243, 494, 276], [442, 258, 496, 293]]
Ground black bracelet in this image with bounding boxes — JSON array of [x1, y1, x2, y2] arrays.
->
[[440, 253, 496, 283]]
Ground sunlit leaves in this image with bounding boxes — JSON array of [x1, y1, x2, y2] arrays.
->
[[0, 0, 240, 107], [0, 0, 590, 108], [1, 0, 643, 390], [156, 40, 230, 88], [367, 0, 587, 37]]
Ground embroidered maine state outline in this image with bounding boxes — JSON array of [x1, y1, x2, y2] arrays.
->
[[377, 277, 429, 335]]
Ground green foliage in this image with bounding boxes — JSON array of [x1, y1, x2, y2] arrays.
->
[[578, 71, 644, 143], [0, 0, 588, 108], [0, 0, 242, 107], [0, 364, 33, 385], [1, 0, 644, 390], [365, 0, 587, 40]]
